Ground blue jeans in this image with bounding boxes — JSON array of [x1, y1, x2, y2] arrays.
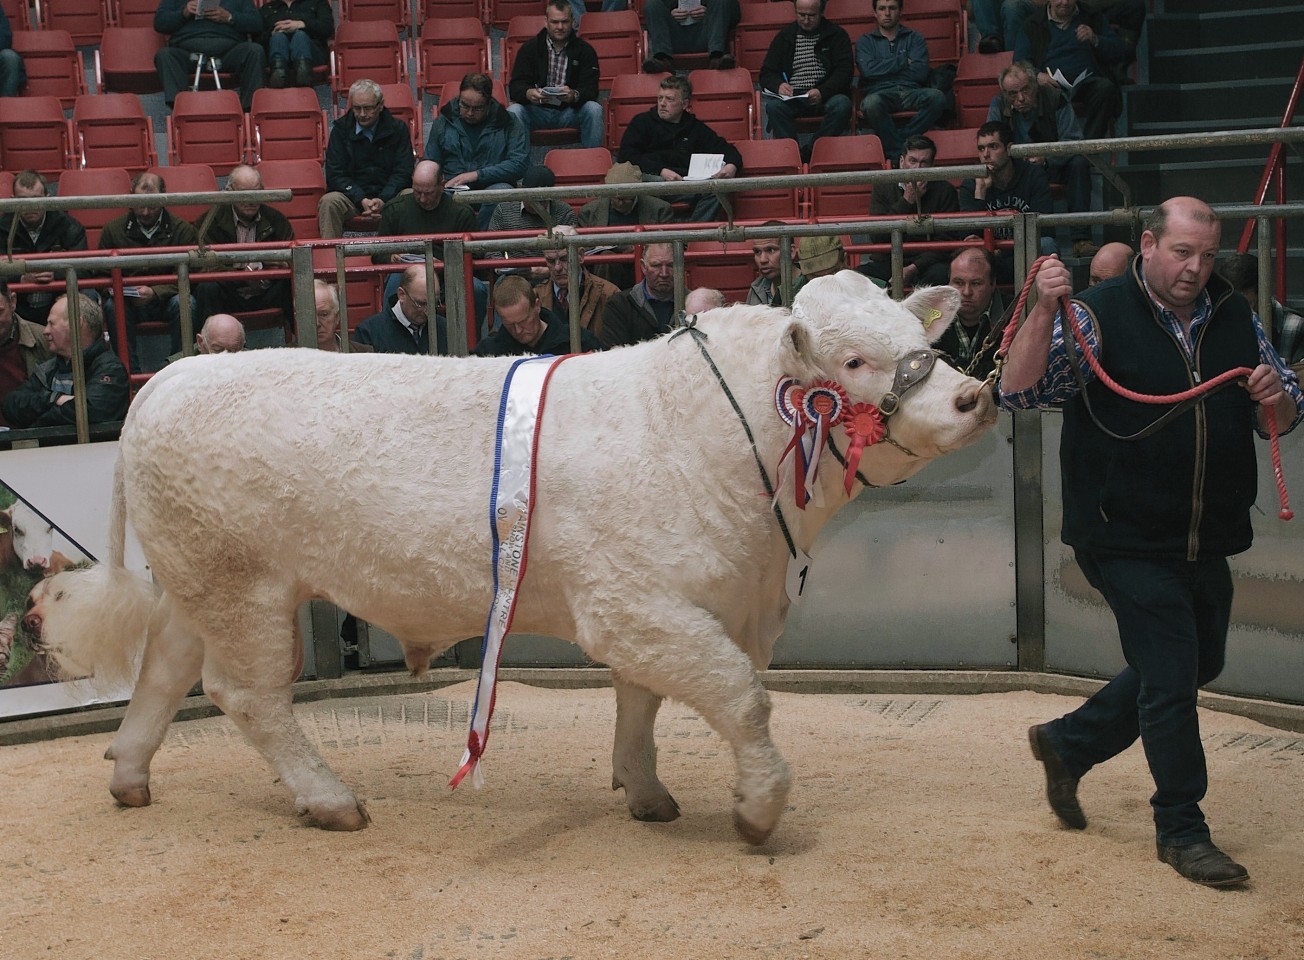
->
[[644, 0, 741, 58], [764, 93, 852, 148], [267, 30, 316, 63], [507, 101, 605, 150], [0, 48, 26, 98], [1045, 551, 1233, 847], [859, 85, 947, 158]]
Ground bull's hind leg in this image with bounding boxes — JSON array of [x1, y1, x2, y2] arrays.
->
[[195, 593, 369, 831], [611, 673, 680, 822], [601, 611, 791, 845], [107, 605, 203, 808]]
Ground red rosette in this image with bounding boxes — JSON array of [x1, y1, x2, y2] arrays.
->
[[800, 379, 849, 426], [842, 402, 886, 495]]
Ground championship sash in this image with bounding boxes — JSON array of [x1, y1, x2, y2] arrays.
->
[[450, 354, 572, 789]]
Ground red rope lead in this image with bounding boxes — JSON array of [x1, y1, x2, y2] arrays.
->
[[1000, 257, 1293, 521]]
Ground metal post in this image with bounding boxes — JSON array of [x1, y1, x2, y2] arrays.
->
[[672, 241, 686, 318], [1012, 409, 1046, 671], [290, 244, 316, 348], [443, 237, 470, 357], [64, 272, 90, 445], [176, 262, 195, 357]]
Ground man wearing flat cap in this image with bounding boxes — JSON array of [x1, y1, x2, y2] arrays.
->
[[578, 161, 674, 289], [794, 234, 847, 292]]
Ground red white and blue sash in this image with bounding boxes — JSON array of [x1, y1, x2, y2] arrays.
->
[[450, 354, 572, 789]]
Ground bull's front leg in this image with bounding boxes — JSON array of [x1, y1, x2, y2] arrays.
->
[[611, 673, 680, 822]]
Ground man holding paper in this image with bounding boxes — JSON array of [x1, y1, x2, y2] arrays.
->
[[616, 74, 743, 223], [758, 0, 853, 162], [507, 1, 604, 149], [1014, 0, 1125, 140]]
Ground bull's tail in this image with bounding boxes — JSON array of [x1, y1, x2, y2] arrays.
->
[[38, 454, 163, 691]]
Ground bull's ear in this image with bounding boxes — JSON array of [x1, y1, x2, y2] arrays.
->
[[902, 285, 961, 345], [779, 318, 823, 380]]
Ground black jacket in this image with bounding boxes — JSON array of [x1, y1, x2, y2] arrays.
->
[[323, 108, 415, 205], [758, 19, 853, 101], [354, 299, 449, 355], [617, 108, 744, 178], [1061, 263, 1261, 560], [2, 340, 129, 429], [259, 0, 334, 47], [508, 29, 600, 106]]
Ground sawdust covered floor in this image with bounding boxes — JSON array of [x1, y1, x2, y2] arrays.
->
[[2, 682, 1301, 960]]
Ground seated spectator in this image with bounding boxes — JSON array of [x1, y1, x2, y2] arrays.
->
[[1, 294, 129, 429], [354, 264, 449, 355], [313, 279, 343, 351], [424, 73, 531, 230], [747, 231, 793, 308], [937, 247, 1004, 380], [260, 0, 334, 89], [0, 281, 52, 427], [320, 79, 416, 240], [759, 0, 854, 163], [577, 161, 674, 290], [616, 74, 744, 223], [507, 1, 604, 150], [166, 312, 246, 363], [989, 59, 1095, 258], [860, 135, 960, 288], [794, 234, 846, 292], [535, 226, 621, 341], [642, 0, 741, 73], [1216, 253, 1304, 367], [989, 1, 1146, 71], [600, 242, 680, 348], [0, 171, 88, 326], [685, 287, 726, 313], [474, 275, 601, 357], [959, 121, 1055, 284], [99, 171, 200, 372], [154, 0, 266, 110], [486, 165, 579, 236], [0, 7, 24, 98], [856, 0, 947, 159], [1014, 0, 1127, 141], [195, 164, 295, 326], [1087, 241, 1132, 286]]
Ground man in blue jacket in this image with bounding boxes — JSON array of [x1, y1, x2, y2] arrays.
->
[[424, 73, 531, 230], [153, 0, 266, 110], [855, 0, 946, 159], [319, 79, 416, 239]]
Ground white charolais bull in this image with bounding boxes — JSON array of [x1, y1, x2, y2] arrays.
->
[[37, 271, 995, 844]]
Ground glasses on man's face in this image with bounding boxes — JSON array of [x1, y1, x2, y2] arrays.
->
[[352, 100, 381, 114], [401, 289, 429, 309], [459, 99, 488, 113]]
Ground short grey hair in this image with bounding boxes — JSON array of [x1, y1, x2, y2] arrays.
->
[[349, 78, 384, 106]]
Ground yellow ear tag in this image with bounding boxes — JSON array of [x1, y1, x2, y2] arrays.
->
[[922, 308, 943, 329]]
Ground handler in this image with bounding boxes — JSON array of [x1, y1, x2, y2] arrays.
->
[[998, 196, 1303, 888]]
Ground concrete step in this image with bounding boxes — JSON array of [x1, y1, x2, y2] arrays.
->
[[1158, 0, 1304, 14], [1127, 79, 1296, 126], [1150, 40, 1301, 84], [1148, 8, 1304, 49], [1116, 156, 1304, 206]]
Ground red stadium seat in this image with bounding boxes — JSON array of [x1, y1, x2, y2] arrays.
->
[[824, 0, 875, 43], [150, 163, 220, 225], [418, 0, 483, 21], [685, 68, 757, 143], [0, 0, 31, 30], [113, 0, 163, 28], [954, 51, 1012, 128], [38, 0, 110, 46], [73, 93, 158, 174], [0, 95, 72, 178], [95, 27, 167, 95], [416, 17, 490, 99], [378, 81, 422, 156], [58, 167, 135, 249], [331, 19, 408, 99], [580, 11, 642, 93], [250, 87, 329, 163], [11, 29, 87, 109], [257, 159, 328, 241], [0, 171, 14, 198], [544, 147, 613, 213], [487, 0, 540, 31], [340, 0, 412, 34], [732, 138, 803, 221], [314, 248, 384, 331], [927, 126, 981, 186], [734, 3, 793, 77], [685, 240, 757, 304], [902, 0, 965, 67], [167, 90, 249, 176], [808, 133, 888, 219]]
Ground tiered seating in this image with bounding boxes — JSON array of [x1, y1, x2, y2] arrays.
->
[[113, 0, 163, 29], [73, 93, 157, 174], [605, 73, 663, 152], [258, 159, 328, 240], [734, 3, 793, 77], [380, 81, 423, 156], [544, 147, 613, 213], [0, 172, 14, 198], [685, 240, 757, 304], [488, 0, 540, 31], [902, 0, 965, 67], [419, 0, 484, 20], [95, 27, 167, 95], [0, 96, 71, 178], [733, 139, 803, 220], [250, 87, 328, 163], [686, 68, 757, 143], [340, 0, 412, 35], [579, 11, 642, 93], [0, 0, 31, 30], [167, 90, 249, 175], [825, 0, 875, 43], [58, 167, 134, 248], [314, 248, 384, 330], [927, 126, 981, 185], [808, 134, 887, 219], [417, 18, 490, 101], [38, 0, 110, 46], [331, 19, 408, 99], [954, 51, 1011, 128], [11, 30, 87, 108], [151, 163, 219, 224]]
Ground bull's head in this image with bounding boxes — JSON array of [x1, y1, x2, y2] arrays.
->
[[781, 271, 997, 487]]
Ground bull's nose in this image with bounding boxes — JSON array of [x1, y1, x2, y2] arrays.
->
[[956, 383, 997, 421], [24, 613, 41, 634]]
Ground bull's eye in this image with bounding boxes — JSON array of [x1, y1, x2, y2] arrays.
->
[[845, 357, 863, 369], [55, 591, 64, 602]]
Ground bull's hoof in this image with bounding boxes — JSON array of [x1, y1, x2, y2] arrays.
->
[[630, 793, 681, 823], [111, 782, 152, 808], [298, 798, 371, 831], [733, 809, 775, 846]]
